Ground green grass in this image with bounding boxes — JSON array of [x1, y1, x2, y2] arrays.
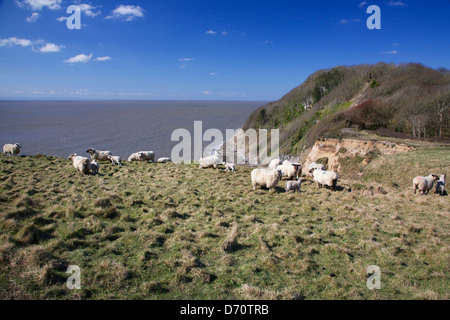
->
[[0, 147, 449, 300]]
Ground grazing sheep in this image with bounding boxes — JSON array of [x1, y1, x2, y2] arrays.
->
[[268, 159, 281, 169], [276, 163, 301, 180], [310, 169, 338, 191], [128, 152, 142, 162], [90, 160, 99, 175], [199, 155, 221, 169], [223, 162, 236, 172], [157, 157, 172, 163], [86, 148, 112, 161], [307, 162, 326, 176], [435, 174, 446, 196], [251, 168, 283, 191], [108, 155, 122, 166], [3, 143, 21, 156], [285, 177, 302, 194], [413, 174, 439, 195], [68, 153, 91, 175]]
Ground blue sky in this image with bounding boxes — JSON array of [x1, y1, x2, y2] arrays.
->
[[0, 0, 449, 100]]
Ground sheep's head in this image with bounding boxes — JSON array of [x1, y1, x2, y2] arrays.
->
[[137, 152, 144, 158], [308, 167, 315, 174], [68, 153, 77, 160], [432, 174, 439, 181], [86, 148, 94, 154], [15, 143, 22, 148], [277, 170, 283, 177]]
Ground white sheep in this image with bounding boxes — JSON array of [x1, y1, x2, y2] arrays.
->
[[90, 160, 99, 175], [108, 155, 122, 166], [285, 177, 302, 194], [138, 151, 155, 162], [128, 152, 142, 162], [68, 153, 91, 175], [435, 174, 446, 196], [276, 163, 301, 180], [413, 174, 439, 195], [199, 155, 221, 169], [307, 162, 326, 176], [251, 168, 283, 191], [311, 169, 338, 191], [86, 148, 112, 161], [223, 162, 236, 172], [157, 157, 172, 163], [268, 159, 281, 169], [3, 143, 21, 156]]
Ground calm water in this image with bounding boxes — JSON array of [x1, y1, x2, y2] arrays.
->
[[0, 100, 265, 159]]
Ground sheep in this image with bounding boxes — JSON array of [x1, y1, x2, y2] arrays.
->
[[413, 174, 439, 195], [223, 162, 236, 172], [307, 162, 326, 176], [276, 163, 301, 180], [108, 155, 122, 166], [86, 148, 112, 161], [268, 159, 281, 169], [311, 169, 338, 191], [90, 160, 99, 175], [285, 177, 302, 194], [128, 152, 142, 162], [435, 174, 446, 196], [251, 168, 283, 191], [157, 157, 172, 163], [3, 143, 21, 156], [199, 154, 221, 169], [137, 151, 155, 162], [68, 153, 91, 175]]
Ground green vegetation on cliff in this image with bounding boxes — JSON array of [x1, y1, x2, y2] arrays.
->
[[243, 63, 450, 154]]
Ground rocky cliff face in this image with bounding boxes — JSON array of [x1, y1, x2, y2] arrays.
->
[[304, 138, 414, 173]]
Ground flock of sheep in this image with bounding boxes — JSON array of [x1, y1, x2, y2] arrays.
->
[[2, 143, 447, 196]]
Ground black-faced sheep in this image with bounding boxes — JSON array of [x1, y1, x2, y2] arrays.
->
[[157, 157, 172, 163], [413, 174, 439, 195], [251, 168, 283, 191], [90, 160, 99, 175], [435, 174, 446, 196], [3, 143, 21, 156], [68, 153, 91, 175], [86, 148, 112, 161]]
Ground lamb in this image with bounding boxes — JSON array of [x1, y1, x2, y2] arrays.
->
[[285, 177, 302, 194], [3, 143, 21, 156], [310, 169, 338, 191], [276, 163, 301, 180], [90, 160, 99, 175], [157, 157, 172, 163], [413, 174, 439, 195], [68, 153, 91, 175], [251, 168, 283, 191], [268, 159, 281, 169], [307, 162, 326, 176], [223, 162, 236, 172], [86, 148, 112, 161], [435, 174, 446, 196], [199, 154, 221, 169], [108, 155, 122, 166], [128, 152, 142, 162]]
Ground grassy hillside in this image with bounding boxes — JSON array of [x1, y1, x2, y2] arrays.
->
[[243, 63, 450, 155], [0, 147, 448, 300]]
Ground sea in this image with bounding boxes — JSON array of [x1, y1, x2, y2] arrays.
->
[[0, 100, 265, 160]]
